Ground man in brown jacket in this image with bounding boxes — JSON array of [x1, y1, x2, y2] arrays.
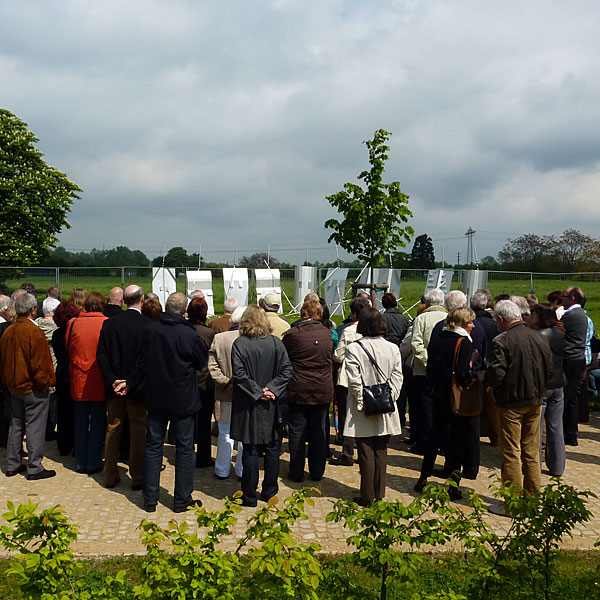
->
[[485, 299, 553, 510], [0, 293, 56, 479]]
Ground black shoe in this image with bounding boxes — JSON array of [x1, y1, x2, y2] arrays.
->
[[26, 469, 56, 481], [410, 445, 426, 455], [352, 496, 371, 507], [173, 499, 203, 513], [564, 437, 578, 446], [132, 483, 143, 491], [6, 465, 27, 477], [196, 459, 215, 468], [432, 467, 452, 478], [448, 486, 463, 501], [87, 467, 103, 475], [259, 492, 276, 503], [143, 502, 156, 513], [414, 477, 428, 493], [329, 456, 353, 466], [287, 472, 304, 483], [105, 478, 121, 489]]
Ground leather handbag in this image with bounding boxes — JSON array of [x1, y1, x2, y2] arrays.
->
[[451, 338, 483, 417], [356, 341, 395, 417]]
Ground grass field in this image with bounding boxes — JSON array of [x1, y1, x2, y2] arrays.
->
[[2, 271, 599, 328]]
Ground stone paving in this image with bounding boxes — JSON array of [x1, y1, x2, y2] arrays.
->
[[1, 414, 600, 556]]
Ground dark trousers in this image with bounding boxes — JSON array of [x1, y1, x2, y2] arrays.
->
[[104, 394, 147, 486], [577, 366, 590, 424], [241, 439, 280, 507], [195, 388, 215, 466], [0, 386, 10, 447], [55, 381, 74, 456], [412, 376, 433, 449], [563, 358, 586, 442], [287, 403, 328, 481], [335, 385, 355, 461], [74, 401, 106, 471], [356, 435, 390, 503], [143, 413, 195, 509]]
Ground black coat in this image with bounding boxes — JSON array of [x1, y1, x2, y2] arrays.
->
[[230, 335, 293, 445], [474, 309, 498, 362], [382, 308, 410, 347], [538, 327, 565, 389], [103, 304, 124, 318], [128, 312, 207, 418], [96, 309, 151, 388]]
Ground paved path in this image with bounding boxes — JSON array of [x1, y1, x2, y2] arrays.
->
[[1, 414, 600, 556]]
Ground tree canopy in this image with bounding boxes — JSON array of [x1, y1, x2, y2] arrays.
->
[[410, 234, 435, 269], [324, 129, 413, 286], [0, 109, 81, 265]]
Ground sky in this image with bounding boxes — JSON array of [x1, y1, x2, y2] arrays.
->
[[2, 0, 600, 266]]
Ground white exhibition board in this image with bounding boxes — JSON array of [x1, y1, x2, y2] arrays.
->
[[255, 268, 283, 314], [152, 267, 177, 308], [425, 269, 454, 295], [223, 267, 249, 307], [294, 266, 317, 308], [356, 268, 401, 310], [463, 270, 489, 303], [323, 267, 348, 317], [186, 270, 215, 317]]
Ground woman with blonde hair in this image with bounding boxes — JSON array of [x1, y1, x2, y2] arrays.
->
[[415, 307, 478, 499], [230, 305, 293, 506], [68, 288, 87, 312]]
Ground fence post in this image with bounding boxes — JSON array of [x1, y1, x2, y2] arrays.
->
[[56, 267, 60, 287], [530, 272, 534, 293], [121, 267, 125, 289]]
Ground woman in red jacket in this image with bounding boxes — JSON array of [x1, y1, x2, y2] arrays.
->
[[66, 291, 108, 474]]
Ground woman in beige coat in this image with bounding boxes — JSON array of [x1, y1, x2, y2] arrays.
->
[[344, 308, 403, 505]]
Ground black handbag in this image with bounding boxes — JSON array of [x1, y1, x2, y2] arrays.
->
[[356, 341, 395, 417]]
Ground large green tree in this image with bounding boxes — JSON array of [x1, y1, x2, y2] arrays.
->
[[0, 109, 81, 265], [325, 129, 413, 296], [409, 233, 435, 269]]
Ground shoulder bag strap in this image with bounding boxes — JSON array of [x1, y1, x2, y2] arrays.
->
[[452, 337, 463, 375], [356, 340, 387, 381]]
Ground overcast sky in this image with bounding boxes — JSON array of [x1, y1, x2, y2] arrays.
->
[[2, 0, 599, 265]]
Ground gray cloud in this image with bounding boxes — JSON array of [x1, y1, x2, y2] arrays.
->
[[2, 0, 600, 265]]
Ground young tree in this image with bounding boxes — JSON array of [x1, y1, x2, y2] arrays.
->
[[409, 234, 435, 269], [325, 129, 413, 298], [0, 109, 81, 266]]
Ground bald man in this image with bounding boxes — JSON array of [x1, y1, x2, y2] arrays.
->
[[104, 287, 124, 318], [97, 285, 151, 489]]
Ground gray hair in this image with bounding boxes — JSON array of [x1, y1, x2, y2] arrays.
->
[[445, 290, 467, 311], [165, 292, 188, 316], [470, 290, 489, 311], [189, 289, 205, 299], [493, 300, 522, 323], [224, 297, 238, 314], [42, 297, 60, 317], [0, 295, 11, 314], [510, 296, 530, 316], [230, 305, 247, 324], [15, 293, 37, 316], [424, 288, 445, 307]]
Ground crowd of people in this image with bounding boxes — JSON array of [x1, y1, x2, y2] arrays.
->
[[0, 280, 597, 515]]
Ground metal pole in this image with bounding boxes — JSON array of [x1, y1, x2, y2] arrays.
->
[[121, 266, 125, 289], [56, 267, 60, 287]]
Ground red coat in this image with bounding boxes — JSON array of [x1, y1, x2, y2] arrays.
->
[[66, 312, 108, 402]]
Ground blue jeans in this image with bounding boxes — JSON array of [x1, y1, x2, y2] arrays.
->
[[144, 413, 195, 509], [588, 369, 600, 394], [74, 401, 105, 471]]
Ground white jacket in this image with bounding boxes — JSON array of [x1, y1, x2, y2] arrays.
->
[[334, 322, 362, 387], [410, 305, 447, 376], [343, 336, 403, 438]]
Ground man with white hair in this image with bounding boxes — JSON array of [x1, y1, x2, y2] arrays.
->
[[409, 288, 447, 454], [0, 293, 56, 479], [104, 287, 124, 318], [485, 300, 553, 512], [209, 298, 239, 333]]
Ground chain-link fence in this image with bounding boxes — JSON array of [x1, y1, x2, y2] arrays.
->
[[2, 266, 600, 321]]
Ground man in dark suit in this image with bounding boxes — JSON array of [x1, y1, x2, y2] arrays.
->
[[103, 287, 124, 318], [97, 285, 150, 489]]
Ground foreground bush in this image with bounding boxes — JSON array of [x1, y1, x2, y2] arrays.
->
[[0, 481, 598, 599]]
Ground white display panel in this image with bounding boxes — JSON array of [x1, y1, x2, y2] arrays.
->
[[223, 268, 249, 307], [425, 269, 454, 295], [356, 268, 402, 310], [294, 266, 317, 309], [255, 268, 282, 314], [152, 267, 177, 308], [186, 270, 215, 317], [463, 270, 489, 303], [323, 267, 348, 317]]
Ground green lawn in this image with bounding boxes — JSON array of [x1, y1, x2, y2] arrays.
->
[[2, 270, 598, 329]]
